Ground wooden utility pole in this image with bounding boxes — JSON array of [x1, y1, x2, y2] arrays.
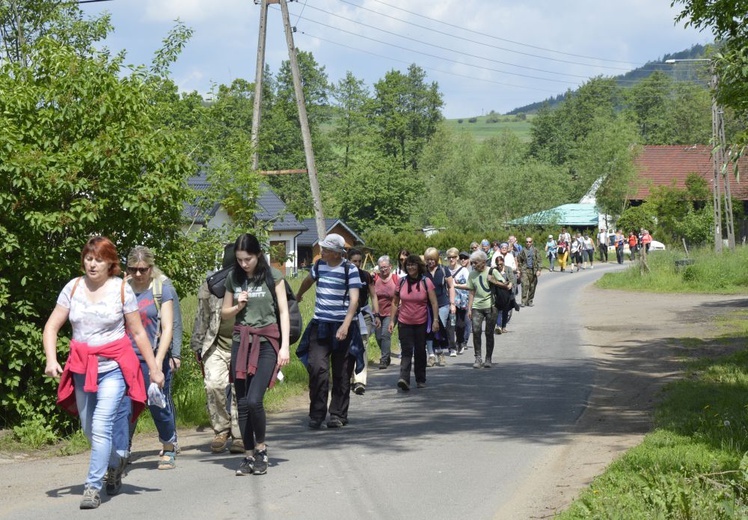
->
[[250, 0, 327, 242], [710, 70, 724, 253]]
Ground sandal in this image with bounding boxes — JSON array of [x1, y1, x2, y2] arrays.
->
[[158, 450, 176, 470]]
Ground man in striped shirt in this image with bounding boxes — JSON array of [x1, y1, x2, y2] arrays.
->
[[296, 234, 362, 429]]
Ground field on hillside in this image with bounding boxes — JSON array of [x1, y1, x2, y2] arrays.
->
[[443, 113, 534, 142]]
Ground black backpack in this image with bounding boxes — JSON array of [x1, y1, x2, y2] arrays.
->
[[207, 266, 233, 299], [263, 271, 303, 345]]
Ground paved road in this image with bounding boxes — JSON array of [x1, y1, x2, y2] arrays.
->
[[0, 263, 625, 520]]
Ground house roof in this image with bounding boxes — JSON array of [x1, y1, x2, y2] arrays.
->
[[632, 145, 748, 201], [184, 174, 306, 230], [508, 203, 599, 227], [297, 218, 365, 247], [255, 185, 306, 231]]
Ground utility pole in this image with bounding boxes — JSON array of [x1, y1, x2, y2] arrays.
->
[[250, 0, 327, 242], [666, 58, 734, 252]]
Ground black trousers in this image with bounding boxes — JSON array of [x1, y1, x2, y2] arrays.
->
[[306, 323, 355, 421]]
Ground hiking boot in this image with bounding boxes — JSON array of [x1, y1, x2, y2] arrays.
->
[[105, 456, 126, 496], [473, 357, 483, 369], [229, 438, 246, 454], [438, 353, 446, 366], [352, 382, 366, 395], [378, 360, 388, 369], [427, 354, 436, 367], [494, 327, 502, 334], [235, 455, 255, 476], [397, 379, 410, 391], [80, 486, 100, 510], [327, 416, 344, 429], [449, 349, 457, 357], [416, 382, 426, 389], [483, 359, 492, 368], [308, 418, 323, 430], [252, 449, 268, 475], [211, 432, 229, 453]]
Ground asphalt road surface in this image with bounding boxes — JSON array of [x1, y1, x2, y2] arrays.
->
[[0, 262, 625, 520]]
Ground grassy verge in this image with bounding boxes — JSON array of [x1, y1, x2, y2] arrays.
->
[[596, 246, 748, 294], [559, 247, 748, 519]]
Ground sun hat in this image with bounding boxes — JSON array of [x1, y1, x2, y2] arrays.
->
[[319, 233, 346, 253]]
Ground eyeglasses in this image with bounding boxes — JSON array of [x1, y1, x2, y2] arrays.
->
[[447, 256, 457, 259], [127, 266, 150, 274]]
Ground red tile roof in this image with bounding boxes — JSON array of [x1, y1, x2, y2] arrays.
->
[[632, 145, 748, 201]]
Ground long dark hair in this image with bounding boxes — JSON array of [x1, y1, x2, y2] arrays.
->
[[398, 249, 410, 271], [232, 233, 271, 286]]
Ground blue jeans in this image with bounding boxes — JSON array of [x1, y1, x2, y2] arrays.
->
[[73, 369, 126, 490], [426, 305, 450, 356], [129, 357, 177, 446]]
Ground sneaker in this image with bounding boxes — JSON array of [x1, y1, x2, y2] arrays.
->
[[229, 438, 246, 454], [449, 349, 457, 357], [252, 449, 268, 475], [528, 302, 534, 307], [473, 357, 482, 369], [80, 486, 100, 510], [427, 354, 436, 367], [105, 456, 126, 496], [494, 327, 502, 334], [235, 456, 255, 476], [211, 432, 229, 453], [308, 418, 323, 430], [397, 379, 410, 391], [438, 353, 446, 366], [352, 382, 366, 395], [416, 382, 426, 389], [378, 360, 388, 370], [327, 416, 344, 429], [457, 344, 466, 355], [484, 359, 492, 368]]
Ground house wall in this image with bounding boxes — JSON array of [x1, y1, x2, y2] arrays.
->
[[310, 224, 360, 261], [268, 230, 299, 275]]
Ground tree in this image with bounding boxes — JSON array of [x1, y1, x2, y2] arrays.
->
[[0, 35, 194, 433], [368, 64, 443, 171], [672, 0, 748, 141], [330, 71, 371, 170], [0, 0, 110, 65]]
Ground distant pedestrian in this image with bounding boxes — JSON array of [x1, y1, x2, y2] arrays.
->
[[597, 228, 609, 263], [517, 237, 542, 307], [373, 255, 398, 369], [545, 235, 557, 272]]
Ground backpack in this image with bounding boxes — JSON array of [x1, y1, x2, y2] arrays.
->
[[262, 271, 303, 345], [398, 275, 429, 296], [151, 275, 183, 357], [207, 266, 233, 299]]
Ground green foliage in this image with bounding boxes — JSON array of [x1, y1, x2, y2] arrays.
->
[[617, 204, 658, 236], [13, 414, 57, 449], [644, 173, 714, 246], [0, 35, 193, 431]]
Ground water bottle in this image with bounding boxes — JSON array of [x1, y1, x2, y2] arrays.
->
[[449, 313, 456, 327]]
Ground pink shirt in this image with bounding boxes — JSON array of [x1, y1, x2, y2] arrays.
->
[[396, 277, 435, 326], [374, 273, 399, 318]]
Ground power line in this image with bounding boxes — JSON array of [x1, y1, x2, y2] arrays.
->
[[296, 3, 611, 80], [331, 0, 636, 72], [299, 30, 561, 95], [357, 0, 645, 67]]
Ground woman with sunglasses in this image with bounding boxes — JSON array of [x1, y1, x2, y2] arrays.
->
[[125, 246, 179, 470]]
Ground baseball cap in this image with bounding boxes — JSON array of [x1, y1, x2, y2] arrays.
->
[[458, 251, 470, 259]]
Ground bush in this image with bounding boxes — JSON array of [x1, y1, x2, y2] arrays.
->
[[468, 117, 478, 123]]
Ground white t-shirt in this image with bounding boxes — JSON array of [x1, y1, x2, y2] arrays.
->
[[57, 276, 139, 372], [503, 252, 517, 272]]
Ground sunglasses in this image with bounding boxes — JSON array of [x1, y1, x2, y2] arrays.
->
[[127, 266, 150, 274], [447, 256, 457, 259]]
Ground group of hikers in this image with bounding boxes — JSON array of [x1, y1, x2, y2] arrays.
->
[[543, 227, 654, 271], [44, 229, 619, 509]]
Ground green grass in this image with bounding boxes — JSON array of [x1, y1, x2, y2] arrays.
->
[[443, 114, 534, 142], [595, 246, 748, 294], [558, 248, 748, 519]]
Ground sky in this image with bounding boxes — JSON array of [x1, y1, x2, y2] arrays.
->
[[82, 0, 711, 119]]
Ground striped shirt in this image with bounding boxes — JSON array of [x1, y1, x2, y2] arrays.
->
[[311, 260, 362, 322]]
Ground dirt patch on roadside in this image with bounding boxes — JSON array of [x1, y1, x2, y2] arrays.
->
[[506, 287, 748, 519]]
